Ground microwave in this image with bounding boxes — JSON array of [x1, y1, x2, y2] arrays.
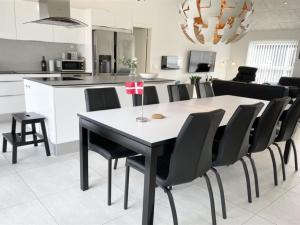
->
[[55, 59, 85, 72]]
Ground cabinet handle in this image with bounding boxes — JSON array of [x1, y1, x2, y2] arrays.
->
[[25, 85, 31, 89], [0, 80, 23, 83], [0, 94, 24, 98]]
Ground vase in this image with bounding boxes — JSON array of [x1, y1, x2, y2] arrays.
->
[[129, 67, 137, 77]]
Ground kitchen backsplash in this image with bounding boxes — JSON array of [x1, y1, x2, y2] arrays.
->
[[0, 39, 80, 71]]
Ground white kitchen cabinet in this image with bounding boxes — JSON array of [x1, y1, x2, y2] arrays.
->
[[53, 9, 87, 44], [14, 0, 53, 42], [0, 0, 17, 39], [0, 73, 61, 115]]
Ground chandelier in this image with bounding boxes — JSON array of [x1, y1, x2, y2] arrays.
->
[[179, 0, 254, 44]]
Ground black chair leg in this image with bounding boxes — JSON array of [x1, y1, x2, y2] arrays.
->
[[246, 154, 260, 198], [291, 139, 298, 172], [162, 187, 178, 225], [108, 159, 112, 206], [12, 145, 17, 164], [268, 147, 278, 186], [2, 137, 7, 153], [273, 143, 286, 181], [113, 159, 118, 170], [124, 165, 130, 210], [203, 173, 217, 225], [211, 167, 227, 219], [240, 158, 252, 203]]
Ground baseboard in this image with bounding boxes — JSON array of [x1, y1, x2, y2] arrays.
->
[[50, 140, 79, 156]]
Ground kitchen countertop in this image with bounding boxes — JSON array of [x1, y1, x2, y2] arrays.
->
[[0, 71, 92, 75], [24, 75, 175, 87]]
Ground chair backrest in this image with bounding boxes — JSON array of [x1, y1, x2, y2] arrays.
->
[[132, 86, 159, 106], [249, 97, 291, 153], [167, 84, 190, 102], [164, 109, 225, 186], [277, 98, 300, 142], [195, 81, 215, 98], [233, 66, 257, 83], [213, 103, 264, 166], [84, 87, 121, 112]]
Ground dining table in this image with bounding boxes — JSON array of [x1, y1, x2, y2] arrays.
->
[[78, 95, 268, 225]]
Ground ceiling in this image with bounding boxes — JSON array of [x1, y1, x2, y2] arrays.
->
[[70, 0, 300, 31]]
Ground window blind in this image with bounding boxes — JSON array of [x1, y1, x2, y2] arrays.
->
[[246, 40, 298, 83]]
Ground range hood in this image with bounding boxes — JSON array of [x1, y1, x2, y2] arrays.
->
[[25, 0, 87, 28]]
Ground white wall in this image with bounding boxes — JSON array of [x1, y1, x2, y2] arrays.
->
[[227, 29, 300, 80], [88, 1, 231, 82], [0, 39, 80, 71]]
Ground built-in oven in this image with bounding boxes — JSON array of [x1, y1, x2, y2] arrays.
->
[[55, 59, 85, 72]]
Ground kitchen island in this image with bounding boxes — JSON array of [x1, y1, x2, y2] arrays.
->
[[24, 76, 174, 155]]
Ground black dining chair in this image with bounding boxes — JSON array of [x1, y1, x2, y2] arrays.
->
[[132, 86, 159, 106], [195, 81, 215, 98], [84, 87, 137, 206], [124, 110, 225, 225], [167, 84, 190, 102], [273, 98, 300, 172], [212, 103, 264, 217], [248, 97, 290, 197]]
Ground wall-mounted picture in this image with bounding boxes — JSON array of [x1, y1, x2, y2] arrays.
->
[[188, 51, 216, 73]]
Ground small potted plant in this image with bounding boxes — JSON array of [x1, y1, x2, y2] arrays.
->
[[190, 75, 201, 85], [118, 57, 138, 77]]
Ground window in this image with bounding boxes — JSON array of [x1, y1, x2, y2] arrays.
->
[[246, 40, 298, 83]]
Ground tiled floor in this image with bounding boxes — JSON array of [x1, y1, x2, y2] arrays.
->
[[1, 122, 300, 225]]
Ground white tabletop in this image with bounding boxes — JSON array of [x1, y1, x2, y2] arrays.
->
[[78, 95, 268, 145]]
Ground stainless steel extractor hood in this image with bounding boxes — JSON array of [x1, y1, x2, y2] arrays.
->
[[25, 0, 87, 28]]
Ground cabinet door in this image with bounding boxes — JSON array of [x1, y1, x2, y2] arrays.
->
[[53, 9, 87, 44], [0, 0, 17, 39], [15, 0, 53, 42]]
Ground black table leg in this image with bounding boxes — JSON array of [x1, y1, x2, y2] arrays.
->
[[80, 120, 89, 191], [142, 147, 161, 225], [284, 139, 292, 164]]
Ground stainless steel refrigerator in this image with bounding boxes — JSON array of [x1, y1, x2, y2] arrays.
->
[[92, 29, 134, 76]]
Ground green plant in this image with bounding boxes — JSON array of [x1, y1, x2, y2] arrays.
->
[[118, 57, 138, 69], [189, 75, 201, 81]]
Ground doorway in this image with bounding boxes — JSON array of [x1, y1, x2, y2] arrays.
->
[[133, 27, 150, 74]]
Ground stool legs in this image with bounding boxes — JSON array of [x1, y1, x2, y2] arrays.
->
[[40, 120, 51, 156], [32, 123, 38, 147], [11, 117, 16, 134], [2, 137, 7, 153]]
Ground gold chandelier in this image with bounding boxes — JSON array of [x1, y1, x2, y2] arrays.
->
[[180, 0, 254, 44]]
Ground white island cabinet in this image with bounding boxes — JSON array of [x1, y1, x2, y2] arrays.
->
[[0, 73, 60, 116], [24, 77, 174, 155]]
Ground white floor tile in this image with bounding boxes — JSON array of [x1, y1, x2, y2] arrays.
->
[[0, 174, 36, 210], [258, 191, 300, 224], [0, 200, 57, 225], [18, 158, 102, 198]]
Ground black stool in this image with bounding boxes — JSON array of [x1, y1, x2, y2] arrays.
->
[[2, 112, 50, 164]]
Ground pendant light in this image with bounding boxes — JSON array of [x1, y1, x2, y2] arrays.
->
[[180, 0, 254, 44]]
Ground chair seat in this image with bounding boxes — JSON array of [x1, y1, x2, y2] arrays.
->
[[89, 133, 137, 160], [126, 155, 170, 186]]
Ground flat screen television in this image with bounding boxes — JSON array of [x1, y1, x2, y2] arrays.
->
[[188, 51, 216, 73], [161, 56, 180, 70]]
